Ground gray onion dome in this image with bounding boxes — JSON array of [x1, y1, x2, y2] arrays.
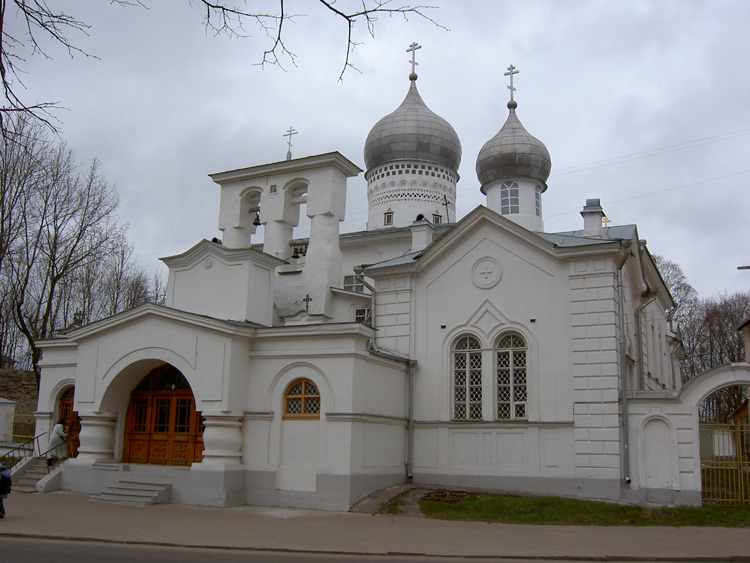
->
[[364, 78, 462, 172], [475, 100, 551, 190]]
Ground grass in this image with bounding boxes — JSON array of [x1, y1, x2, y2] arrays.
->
[[419, 493, 750, 527], [377, 498, 405, 515]]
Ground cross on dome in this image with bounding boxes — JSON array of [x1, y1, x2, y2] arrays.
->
[[283, 126, 298, 160], [505, 64, 519, 102], [406, 42, 422, 79]]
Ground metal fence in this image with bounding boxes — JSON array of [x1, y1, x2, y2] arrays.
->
[[700, 422, 750, 505], [8, 412, 36, 443]]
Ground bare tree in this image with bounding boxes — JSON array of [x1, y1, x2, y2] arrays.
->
[[0, 116, 165, 380], [682, 292, 750, 380], [653, 255, 699, 323], [654, 255, 750, 421], [1, 0, 439, 133], [10, 154, 127, 384], [683, 292, 750, 423], [200, 1, 441, 79]]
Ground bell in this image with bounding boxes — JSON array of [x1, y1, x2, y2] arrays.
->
[[253, 211, 261, 226]]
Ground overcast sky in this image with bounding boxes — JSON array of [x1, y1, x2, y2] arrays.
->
[[7, 0, 749, 298]]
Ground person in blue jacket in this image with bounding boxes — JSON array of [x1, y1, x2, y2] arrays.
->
[[0, 460, 11, 518]]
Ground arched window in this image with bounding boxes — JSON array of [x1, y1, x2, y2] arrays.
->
[[535, 185, 543, 217], [284, 379, 321, 419], [496, 333, 527, 420], [453, 336, 482, 420], [500, 182, 519, 215]]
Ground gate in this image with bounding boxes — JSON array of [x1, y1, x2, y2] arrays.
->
[[700, 423, 750, 504]]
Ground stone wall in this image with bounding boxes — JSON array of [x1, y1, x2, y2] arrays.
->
[[0, 369, 38, 413]]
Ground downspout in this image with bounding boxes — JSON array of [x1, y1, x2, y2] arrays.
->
[[617, 242, 632, 485], [406, 360, 417, 481], [355, 265, 416, 481]]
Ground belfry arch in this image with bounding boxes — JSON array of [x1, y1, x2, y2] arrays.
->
[[122, 364, 204, 466]]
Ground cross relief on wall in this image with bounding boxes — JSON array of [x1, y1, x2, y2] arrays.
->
[[471, 257, 503, 289]]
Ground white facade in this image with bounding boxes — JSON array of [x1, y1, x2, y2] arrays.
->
[[33, 69, 746, 510]]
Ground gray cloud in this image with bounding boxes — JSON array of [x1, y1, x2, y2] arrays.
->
[[8, 0, 749, 297]]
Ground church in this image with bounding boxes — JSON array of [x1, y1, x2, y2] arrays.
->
[[33, 47, 750, 510]]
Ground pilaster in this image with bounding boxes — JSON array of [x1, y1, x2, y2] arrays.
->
[[569, 258, 621, 479]]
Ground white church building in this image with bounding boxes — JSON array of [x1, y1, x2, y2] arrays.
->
[[33, 52, 750, 510]]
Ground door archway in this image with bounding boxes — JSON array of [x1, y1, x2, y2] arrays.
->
[[122, 364, 204, 465]]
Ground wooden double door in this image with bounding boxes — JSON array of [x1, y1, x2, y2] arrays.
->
[[58, 388, 80, 458], [123, 366, 204, 466]]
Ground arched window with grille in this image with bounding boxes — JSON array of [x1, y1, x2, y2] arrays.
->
[[500, 182, 519, 215], [453, 335, 482, 420], [496, 333, 527, 420], [283, 379, 321, 419]]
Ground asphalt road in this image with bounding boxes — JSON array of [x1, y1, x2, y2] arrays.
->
[[0, 537, 614, 563]]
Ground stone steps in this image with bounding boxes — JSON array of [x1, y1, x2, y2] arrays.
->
[[90, 479, 172, 506], [11, 459, 50, 493]]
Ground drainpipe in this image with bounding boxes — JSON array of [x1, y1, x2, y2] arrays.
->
[[406, 360, 417, 481], [617, 242, 633, 485], [354, 266, 417, 482]]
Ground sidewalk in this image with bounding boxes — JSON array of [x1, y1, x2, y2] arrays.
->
[[2, 490, 750, 561]]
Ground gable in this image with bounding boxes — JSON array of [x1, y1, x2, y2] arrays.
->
[[162, 239, 283, 325]]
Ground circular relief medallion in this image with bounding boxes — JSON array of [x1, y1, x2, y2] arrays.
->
[[203, 258, 213, 269], [471, 257, 502, 289]]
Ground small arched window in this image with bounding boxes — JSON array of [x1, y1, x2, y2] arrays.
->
[[284, 379, 321, 419], [453, 335, 482, 420], [496, 333, 527, 420], [535, 185, 543, 218], [500, 182, 519, 215]]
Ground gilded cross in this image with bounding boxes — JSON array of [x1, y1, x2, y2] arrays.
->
[[302, 294, 313, 312], [602, 216, 612, 228], [505, 64, 519, 102], [406, 42, 422, 74], [283, 126, 298, 160]]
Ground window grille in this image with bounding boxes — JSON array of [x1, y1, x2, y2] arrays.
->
[[344, 274, 364, 293], [354, 307, 372, 325], [453, 336, 482, 420], [496, 333, 527, 420], [284, 379, 321, 419], [500, 182, 519, 215]]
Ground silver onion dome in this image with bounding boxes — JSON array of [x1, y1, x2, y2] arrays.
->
[[364, 77, 462, 172], [475, 100, 551, 189]]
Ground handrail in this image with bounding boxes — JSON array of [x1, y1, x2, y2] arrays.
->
[[1, 432, 48, 469], [37, 436, 71, 474]]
